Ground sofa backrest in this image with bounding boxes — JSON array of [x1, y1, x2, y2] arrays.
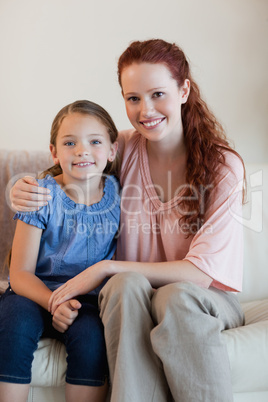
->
[[238, 163, 268, 302], [0, 150, 52, 280], [0, 151, 267, 302]]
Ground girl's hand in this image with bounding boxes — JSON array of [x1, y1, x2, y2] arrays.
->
[[48, 262, 108, 314], [52, 299, 82, 333], [10, 176, 51, 211]]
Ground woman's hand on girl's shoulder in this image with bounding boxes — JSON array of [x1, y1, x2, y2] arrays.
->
[[10, 176, 51, 211]]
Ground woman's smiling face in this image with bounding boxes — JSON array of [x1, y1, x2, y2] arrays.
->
[[121, 62, 189, 144]]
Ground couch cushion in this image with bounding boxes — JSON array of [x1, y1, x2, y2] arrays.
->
[[242, 299, 268, 325], [224, 299, 268, 393], [0, 280, 8, 294], [224, 320, 268, 393], [239, 164, 268, 302], [31, 338, 66, 387]]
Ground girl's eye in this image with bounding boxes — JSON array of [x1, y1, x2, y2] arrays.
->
[[65, 141, 75, 146], [152, 92, 164, 98], [91, 140, 101, 145]]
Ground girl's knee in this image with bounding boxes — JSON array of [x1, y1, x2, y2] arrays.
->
[[0, 292, 43, 332], [67, 332, 106, 363], [66, 330, 108, 383], [0, 291, 44, 362]]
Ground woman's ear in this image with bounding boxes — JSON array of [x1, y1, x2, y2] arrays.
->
[[108, 141, 119, 162], [49, 144, 59, 165], [181, 79, 190, 104]]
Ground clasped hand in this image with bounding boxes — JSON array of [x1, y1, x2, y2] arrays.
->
[[52, 299, 82, 333], [49, 262, 107, 333]]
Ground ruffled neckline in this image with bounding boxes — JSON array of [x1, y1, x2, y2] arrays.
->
[[41, 174, 119, 213]]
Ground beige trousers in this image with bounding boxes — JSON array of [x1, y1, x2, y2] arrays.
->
[[99, 272, 244, 402]]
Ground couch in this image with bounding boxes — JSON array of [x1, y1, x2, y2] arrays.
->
[[0, 149, 267, 402]]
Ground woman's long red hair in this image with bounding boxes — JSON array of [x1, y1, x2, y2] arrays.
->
[[118, 39, 245, 236]]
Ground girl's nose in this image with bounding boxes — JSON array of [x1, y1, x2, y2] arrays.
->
[[75, 146, 89, 157]]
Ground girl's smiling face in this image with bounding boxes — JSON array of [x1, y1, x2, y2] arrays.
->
[[50, 112, 117, 185], [121, 62, 190, 145]]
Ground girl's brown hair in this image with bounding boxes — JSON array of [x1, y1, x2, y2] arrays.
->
[[40, 100, 120, 179], [118, 39, 245, 235]]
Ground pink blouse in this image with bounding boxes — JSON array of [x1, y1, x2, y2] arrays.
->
[[116, 130, 244, 292]]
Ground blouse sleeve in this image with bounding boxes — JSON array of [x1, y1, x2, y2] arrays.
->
[[183, 152, 245, 292], [14, 208, 48, 230], [13, 177, 54, 230]]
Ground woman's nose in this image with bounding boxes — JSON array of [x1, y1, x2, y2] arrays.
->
[[140, 99, 154, 117]]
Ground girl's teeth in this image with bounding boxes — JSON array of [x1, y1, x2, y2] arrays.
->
[[143, 119, 162, 127]]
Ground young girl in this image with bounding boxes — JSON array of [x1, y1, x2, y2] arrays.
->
[[10, 39, 245, 402], [0, 100, 120, 402]]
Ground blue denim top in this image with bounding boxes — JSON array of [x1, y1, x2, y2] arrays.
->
[[14, 174, 121, 293]]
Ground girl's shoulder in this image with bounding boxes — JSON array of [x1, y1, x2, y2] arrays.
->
[[14, 175, 60, 228], [37, 174, 68, 205], [37, 174, 59, 193]]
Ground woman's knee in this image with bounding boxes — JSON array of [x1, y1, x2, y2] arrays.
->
[[100, 272, 151, 304], [104, 272, 151, 293], [99, 272, 153, 322], [152, 281, 206, 322], [154, 281, 201, 305]]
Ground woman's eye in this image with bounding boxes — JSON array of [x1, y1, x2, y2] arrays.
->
[[153, 92, 164, 98], [128, 96, 139, 102]]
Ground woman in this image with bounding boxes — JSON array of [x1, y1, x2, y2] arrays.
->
[[11, 39, 245, 402]]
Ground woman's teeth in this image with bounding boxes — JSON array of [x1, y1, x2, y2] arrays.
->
[[142, 118, 163, 127]]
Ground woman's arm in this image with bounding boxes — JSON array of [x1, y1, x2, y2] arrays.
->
[[9, 220, 52, 310], [10, 176, 51, 212], [107, 259, 213, 289], [49, 258, 212, 314]]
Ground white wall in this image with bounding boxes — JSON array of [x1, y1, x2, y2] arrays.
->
[[0, 0, 267, 163]]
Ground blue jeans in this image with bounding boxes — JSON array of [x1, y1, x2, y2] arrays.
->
[[0, 287, 108, 385]]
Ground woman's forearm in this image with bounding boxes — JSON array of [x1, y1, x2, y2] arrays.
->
[[49, 258, 212, 314], [105, 259, 212, 288]]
